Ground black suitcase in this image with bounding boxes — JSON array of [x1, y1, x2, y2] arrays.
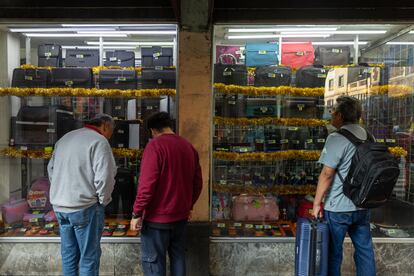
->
[[65, 49, 99, 67], [141, 68, 176, 89], [104, 98, 127, 120], [215, 94, 246, 117], [104, 50, 135, 67], [264, 126, 282, 152], [141, 46, 173, 67], [315, 46, 350, 66], [347, 66, 372, 84], [254, 65, 292, 87], [296, 66, 328, 88], [12, 68, 49, 88], [246, 98, 278, 118], [98, 69, 137, 90], [282, 96, 324, 119], [105, 168, 136, 215], [214, 64, 248, 85], [110, 120, 129, 148], [13, 106, 75, 146], [49, 68, 93, 88], [38, 44, 62, 67]]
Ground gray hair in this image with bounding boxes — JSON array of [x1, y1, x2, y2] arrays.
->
[[335, 96, 362, 124], [88, 113, 114, 127]]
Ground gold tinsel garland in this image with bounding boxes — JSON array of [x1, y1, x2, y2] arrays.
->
[[213, 150, 321, 161], [214, 116, 328, 127], [0, 87, 176, 98], [214, 83, 324, 97], [213, 184, 316, 195], [20, 64, 53, 71], [214, 147, 407, 161], [92, 66, 142, 75], [0, 147, 143, 159], [370, 85, 413, 97]]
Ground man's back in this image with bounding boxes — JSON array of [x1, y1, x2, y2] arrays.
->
[[48, 127, 116, 213], [134, 133, 202, 223]]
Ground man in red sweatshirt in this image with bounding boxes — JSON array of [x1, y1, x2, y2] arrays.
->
[[130, 112, 203, 276]]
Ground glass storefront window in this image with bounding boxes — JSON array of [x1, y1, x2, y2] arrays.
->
[[0, 23, 178, 238], [212, 24, 414, 238]]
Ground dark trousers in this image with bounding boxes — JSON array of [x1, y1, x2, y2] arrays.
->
[[140, 221, 187, 276]]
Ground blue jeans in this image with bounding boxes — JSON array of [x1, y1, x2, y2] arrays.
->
[[56, 203, 105, 276], [140, 221, 187, 276], [325, 210, 376, 276]]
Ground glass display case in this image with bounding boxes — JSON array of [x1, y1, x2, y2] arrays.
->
[[211, 24, 414, 238], [0, 23, 178, 238]]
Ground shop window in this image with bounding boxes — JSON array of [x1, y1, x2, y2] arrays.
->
[[338, 75, 344, 87]]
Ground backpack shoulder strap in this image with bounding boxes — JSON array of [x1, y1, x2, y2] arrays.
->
[[336, 128, 364, 146]]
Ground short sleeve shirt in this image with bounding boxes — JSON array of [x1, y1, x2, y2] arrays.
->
[[318, 124, 368, 212]]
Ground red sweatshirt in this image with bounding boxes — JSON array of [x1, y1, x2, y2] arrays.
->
[[133, 133, 203, 223]]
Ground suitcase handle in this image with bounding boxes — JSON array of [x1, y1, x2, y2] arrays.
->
[[219, 53, 237, 64]]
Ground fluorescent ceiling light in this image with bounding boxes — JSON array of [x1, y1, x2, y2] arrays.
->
[[24, 33, 127, 37], [62, 46, 137, 50], [228, 28, 337, 33], [77, 31, 176, 35], [386, 42, 414, 45], [281, 30, 387, 35], [86, 41, 174, 46], [227, 34, 330, 39], [312, 41, 368, 45], [62, 24, 146, 27], [9, 27, 117, 32]]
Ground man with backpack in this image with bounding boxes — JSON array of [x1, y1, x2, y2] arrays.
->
[[313, 96, 378, 276]]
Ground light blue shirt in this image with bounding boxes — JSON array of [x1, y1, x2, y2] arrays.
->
[[318, 124, 368, 212]]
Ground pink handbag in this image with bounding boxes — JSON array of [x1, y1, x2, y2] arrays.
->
[[216, 45, 243, 64], [1, 198, 29, 224], [232, 194, 279, 222]]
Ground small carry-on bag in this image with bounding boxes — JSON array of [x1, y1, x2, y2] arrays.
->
[[105, 50, 135, 67], [295, 218, 329, 276], [254, 65, 292, 87], [315, 46, 350, 66], [12, 68, 49, 88], [214, 54, 248, 86], [65, 49, 100, 67], [295, 65, 328, 88]]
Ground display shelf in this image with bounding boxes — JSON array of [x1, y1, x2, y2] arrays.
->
[[0, 147, 143, 159], [214, 83, 324, 97], [213, 150, 321, 161], [0, 87, 176, 98], [212, 183, 316, 195], [214, 116, 328, 127]]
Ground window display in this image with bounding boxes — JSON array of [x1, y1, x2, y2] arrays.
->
[[0, 23, 177, 238], [212, 24, 413, 238]]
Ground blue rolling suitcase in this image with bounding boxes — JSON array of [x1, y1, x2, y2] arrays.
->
[[245, 43, 279, 67], [295, 218, 329, 276]]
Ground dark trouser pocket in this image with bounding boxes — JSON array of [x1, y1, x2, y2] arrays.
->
[[142, 254, 159, 274]]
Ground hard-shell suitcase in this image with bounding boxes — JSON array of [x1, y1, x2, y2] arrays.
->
[[296, 66, 328, 88], [49, 68, 93, 88], [295, 218, 329, 276], [141, 68, 176, 89], [38, 44, 62, 67], [141, 46, 173, 67], [216, 45, 243, 64], [104, 98, 127, 120], [110, 120, 129, 148], [98, 69, 137, 90], [246, 98, 278, 117], [282, 96, 324, 119], [214, 93, 246, 117], [1, 199, 29, 225], [65, 49, 99, 67], [105, 50, 135, 67], [245, 43, 279, 67], [214, 64, 248, 85], [254, 65, 292, 87], [12, 68, 49, 88], [315, 46, 350, 66], [282, 42, 315, 69]]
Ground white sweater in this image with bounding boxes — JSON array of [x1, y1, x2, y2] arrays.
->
[[47, 128, 117, 213]]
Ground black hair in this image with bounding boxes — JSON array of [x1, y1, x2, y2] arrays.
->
[[335, 96, 362, 124], [88, 114, 114, 127], [145, 112, 173, 132]]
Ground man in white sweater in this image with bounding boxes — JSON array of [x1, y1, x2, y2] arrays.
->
[[48, 114, 117, 276]]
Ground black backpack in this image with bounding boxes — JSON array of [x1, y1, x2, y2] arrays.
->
[[336, 129, 400, 208]]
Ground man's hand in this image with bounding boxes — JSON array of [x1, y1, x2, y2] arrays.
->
[[313, 204, 323, 219], [188, 210, 193, 221], [130, 217, 142, 231]]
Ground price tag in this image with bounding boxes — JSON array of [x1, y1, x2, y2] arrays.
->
[[245, 181, 253, 185], [76, 54, 84, 59], [223, 71, 232, 76], [118, 144, 124, 148], [234, 223, 242, 227], [220, 180, 227, 185], [46, 129, 56, 133], [255, 225, 264, 230], [45, 52, 52, 57], [377, 139, 385, 143], [147, 106, 153, 110], [109, 57, 117, 61], [117, 77, 127, 82], [258, 50, 267, 55], [115, 106, 122, 110], [267, 73, 276, 78], [255, 139, 264, 143], [157, 79, 163, 84], [117, 130, 125, 134], [317, 74, 327, 78], [155, 66, 163, 70], [332, 48, 343, 53], [306, 139, 313, 144], [24, 76, 33, 81], [153, 52, 162, 57], [386, 139, 396, 143], [20, 146, 28, 151], [288, 127, 299, 131], [217, 223, 226, 228], [280, 139, 289, 144], [228, 100, 236, 105], [245, 224, 254, 229], [65, 80, 74, 87], [292, 140, 300, 144], [267, 140, 276, 144], [317, 139, 326, 143], [264, 225, 272, 229]]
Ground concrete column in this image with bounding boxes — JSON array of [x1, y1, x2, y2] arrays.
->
[[178, 30, 212, 221], [0, 32, 22, 203]]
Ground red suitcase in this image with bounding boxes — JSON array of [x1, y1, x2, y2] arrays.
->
[[282, 42, 315, 69]]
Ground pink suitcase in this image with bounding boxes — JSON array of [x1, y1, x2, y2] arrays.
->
[[1, 199, 29, 225], [216, 45, 243, 64], [232, 194, 280, 222]]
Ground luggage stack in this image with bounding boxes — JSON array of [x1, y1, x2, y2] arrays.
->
[[140, 46, 176, 89]]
